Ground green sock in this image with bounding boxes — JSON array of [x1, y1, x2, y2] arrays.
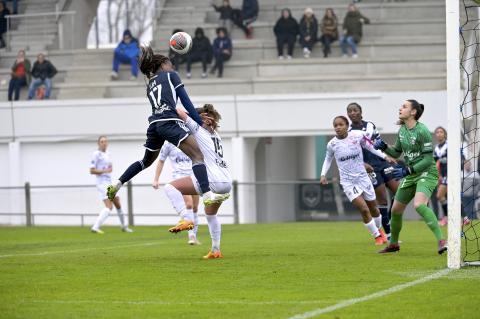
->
[[416, 204, 443, 241], [390, 213, 403, 244]]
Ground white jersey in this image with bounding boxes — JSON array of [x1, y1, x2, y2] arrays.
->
[[159, 141, 193, 177], [90, 150, 112, 184], [185, 116, 232, 184], [321, 131, 386, 184]]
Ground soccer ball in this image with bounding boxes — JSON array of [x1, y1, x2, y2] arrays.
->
[[169, 32, 193, 55]]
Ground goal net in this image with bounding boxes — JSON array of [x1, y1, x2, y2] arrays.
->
[[459, 0, 480, 266]]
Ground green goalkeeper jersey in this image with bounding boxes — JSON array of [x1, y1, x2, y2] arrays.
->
[[385, 122, 435, 174]]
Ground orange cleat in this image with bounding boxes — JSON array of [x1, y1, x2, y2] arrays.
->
[[375, 234, 385, 246], [379, 228, 388, 244], [203, 250, 223, 259], [168, 219, 194, 233]]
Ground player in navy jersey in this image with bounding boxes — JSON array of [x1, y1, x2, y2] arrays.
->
[[433, 126, 448, 226], [106, 45, 229, 214], [347, 103, 400, 240]]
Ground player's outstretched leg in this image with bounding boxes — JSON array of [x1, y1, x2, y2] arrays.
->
[[204, 207, 223, 259], [164, 183, 195, 233]]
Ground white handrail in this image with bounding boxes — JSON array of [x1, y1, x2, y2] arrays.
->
[[5, 11, 76, 19]]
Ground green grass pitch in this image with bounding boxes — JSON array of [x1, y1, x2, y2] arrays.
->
[[0, 221, 479, 319]]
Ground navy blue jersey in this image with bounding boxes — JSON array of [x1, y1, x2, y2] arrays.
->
[[146, 71, 184, 124], [434, 141, 447, 177], [349, 120, 387, 169]]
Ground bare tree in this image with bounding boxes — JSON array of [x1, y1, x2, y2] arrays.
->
[[126, 0, 154, 41]]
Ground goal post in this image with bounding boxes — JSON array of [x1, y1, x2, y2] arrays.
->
[[446, 0, 461, 269]]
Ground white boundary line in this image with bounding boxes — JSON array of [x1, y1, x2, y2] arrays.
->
[[0, 242, 160, 258], [287, 268, 453, 319]]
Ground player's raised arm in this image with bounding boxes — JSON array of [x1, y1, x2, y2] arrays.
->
[[361, 134, 387, 160], [171, 71, 203, 125]]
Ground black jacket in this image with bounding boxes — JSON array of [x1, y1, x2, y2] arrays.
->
[[31, 60, 57, 80], [242, 0, 258, 20], [299, 15, 318, 41], [213, 4, 233, 20], [190, 28, 213, 63], [274, 15, 299, 38], [0, 7, 10, 34]]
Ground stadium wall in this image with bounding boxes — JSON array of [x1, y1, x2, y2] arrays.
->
[[0, 91, 447, 224]]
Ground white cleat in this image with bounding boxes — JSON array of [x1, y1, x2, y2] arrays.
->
[[91, 228, 104, 234], [188, 235, 201, 245], [122, 227, 133, 233], [202, 191, 230, 206]]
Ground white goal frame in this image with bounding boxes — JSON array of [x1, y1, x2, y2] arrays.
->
[[446, 0, 461, 269]]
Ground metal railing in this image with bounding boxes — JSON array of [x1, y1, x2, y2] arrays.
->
[[5, 11, 76, 52], [0, 179, 366, 227]]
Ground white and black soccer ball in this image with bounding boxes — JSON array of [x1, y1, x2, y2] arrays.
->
[[169, 32, 193, 55]]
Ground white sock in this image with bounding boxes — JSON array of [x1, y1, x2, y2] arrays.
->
[[364, 219, 380, 237], [115, 180, 123, 190], [206, 214, 221, 252], [193, 212, 199, 236], [181, 208, 194, 222], [93, 207, 110, 230], [373, 215, 382, 230], [116, 208, 127, 228], [164, 184, 186, 215]]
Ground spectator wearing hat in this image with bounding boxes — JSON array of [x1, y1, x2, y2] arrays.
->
[[111, 29, 140, 80], [299, 7, 318, 59]]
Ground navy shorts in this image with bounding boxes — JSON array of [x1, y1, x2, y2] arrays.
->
[[144, 120, 190, 151], [369, 164, 395, 188]]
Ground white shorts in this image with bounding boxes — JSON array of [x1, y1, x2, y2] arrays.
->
[[172, 172, 192, 180], [341, 176, 376, 202], [190, 174, 232, 195], [96, 182, 118, 201]]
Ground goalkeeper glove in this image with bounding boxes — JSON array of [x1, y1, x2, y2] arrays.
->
[[392, 165, 413, 179], [373, 138, 388, 151]]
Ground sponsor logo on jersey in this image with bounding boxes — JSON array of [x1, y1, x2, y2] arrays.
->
[[339, 153, 360, 162], [154, 104, 171, 114], [405, 151, 420, 160]]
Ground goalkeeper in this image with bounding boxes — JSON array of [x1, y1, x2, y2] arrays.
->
[[374, 99, 447, 255]]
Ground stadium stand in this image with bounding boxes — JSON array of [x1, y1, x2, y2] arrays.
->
[[0, 0, 445, 100]]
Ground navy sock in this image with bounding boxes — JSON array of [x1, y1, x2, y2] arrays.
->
[[379, 206, 391, 234], [192, 163, 210, 194], [441, 203, 448, 217], [119, 161, 144, 184]]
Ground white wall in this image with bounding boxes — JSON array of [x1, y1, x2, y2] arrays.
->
[[0, 91, 447, 224]]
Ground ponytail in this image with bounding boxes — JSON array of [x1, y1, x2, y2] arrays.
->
[[408, 99, 424, 120], [139, 45, 170, 78]]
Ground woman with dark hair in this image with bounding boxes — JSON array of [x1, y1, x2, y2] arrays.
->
[[8, 49, 31, 101], [321, 115, 389, 246], [374, 100, 447, 254], [273, 8, 299, 59], [347, 102, 400, 241], [211, 27, 232, 78], [107, 45, 230, 229], [186, 27, 212, 79], [433, 126, 448, 226], [164, 104, 232, 259], [320, 8, 338, 58], [299, 7, 318, 58]]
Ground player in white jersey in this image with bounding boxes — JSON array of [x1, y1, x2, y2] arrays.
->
[[164, 104, 231, 259], [90, 136, 132, 234], [152, 142, 201, 245], [320, 116, 389, 245]]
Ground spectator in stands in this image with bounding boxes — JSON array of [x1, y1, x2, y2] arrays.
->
[[340, 4, 370, 58], [111, 29, 140, 80], [212, 0, 233, 35], [232, 0, 258, 39], [273, 8, 299, 60], [320, 8, 338, 58], [169, 28, 186, 71], [211, 27, 232, 78], [8, 49, 30, 101], [0, 1, 10, 49], [186, 27, 213, 79], [299, 7, 318, 59], [27, 53, 57, 100], [5, 0, 17, 14]]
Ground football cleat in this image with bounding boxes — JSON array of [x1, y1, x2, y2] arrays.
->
[[378, 243, 400, 253], [188, 235, 201, 245], [91, 228, 104, 234], [203, 192, 230, 206], [106, 185, 118, 201], [375, 234, 385, 246], [438, 240, 448, 255], [379, 228, 388, 244], [122, 227, 133, 233], [168, 219, 194, 233], [203, 250, 223, 259]]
